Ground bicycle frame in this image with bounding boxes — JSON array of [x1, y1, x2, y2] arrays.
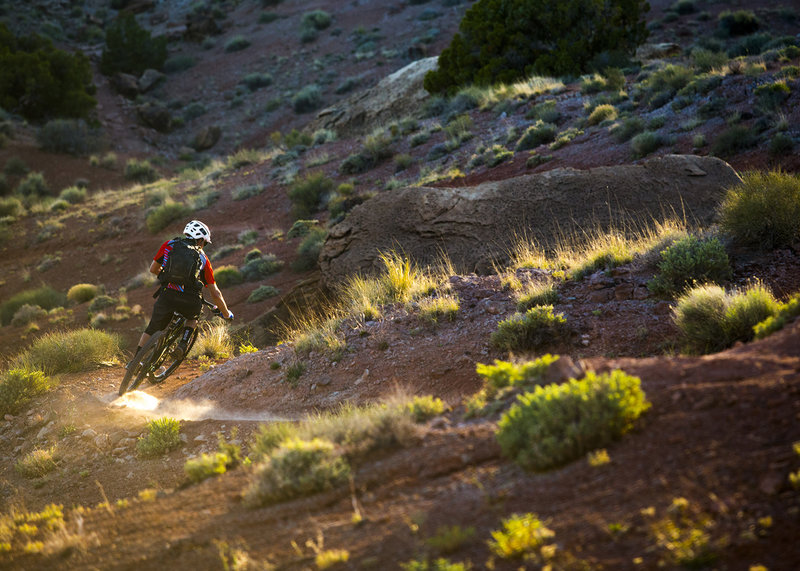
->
[[118, 298, 217, 395]]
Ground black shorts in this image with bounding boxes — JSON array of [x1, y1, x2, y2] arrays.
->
[[144, 289, 202, 335]]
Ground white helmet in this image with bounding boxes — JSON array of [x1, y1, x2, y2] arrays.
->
[[184, 220, 212, 243]]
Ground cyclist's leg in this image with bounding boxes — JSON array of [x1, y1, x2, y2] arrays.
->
[[170, 295, 203, 358]]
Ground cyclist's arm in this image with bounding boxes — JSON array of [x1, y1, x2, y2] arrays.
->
[[149, 260, 161, 276], [206, 283, 232, 317]]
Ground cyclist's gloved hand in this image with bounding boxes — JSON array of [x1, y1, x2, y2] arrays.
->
[[226, 310, 234, 320]]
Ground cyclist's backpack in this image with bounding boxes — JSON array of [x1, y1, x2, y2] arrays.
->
[[159, 238, 202, 293]]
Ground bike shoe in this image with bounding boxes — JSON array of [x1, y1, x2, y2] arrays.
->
[[171, 341, 189, 360]]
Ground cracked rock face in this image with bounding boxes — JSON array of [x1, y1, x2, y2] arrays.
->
[[319, 155, 742, 287]]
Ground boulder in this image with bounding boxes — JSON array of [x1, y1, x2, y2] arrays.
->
[[190, 125, 222, 151], [111, 72, 140, 98], [636, 42, 682, 60], [138, 69, 165, 93], [319, 155, 742, 287], [136, 102, 172, 133], [309, 57, 437, 139]]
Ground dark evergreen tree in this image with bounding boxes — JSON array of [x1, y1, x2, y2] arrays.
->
[[100, 12, 168, 76], [424, 0, 650, 94], [0, 23, 96, 121]]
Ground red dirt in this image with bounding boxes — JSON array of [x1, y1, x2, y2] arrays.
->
[[1, 0, 800, 569]]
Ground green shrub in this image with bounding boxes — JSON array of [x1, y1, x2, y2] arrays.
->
[[240, 253, 284, 281], [0, 22, 96, 121], [87, 294, 115, 313], [769, 132, 794, 158], [10, 304, 47, 326], [184, 432, 241, 484], [0, 196, 22, 217], [292, 226, 327, 271], [10, 328, 121, 375], [241, 72, 273, 91], [673, 282, 779, 353], [287, 219, 320, 238], [67, 283, 99, 304], [100, 12, 167, 76], [214, 265, 244, 288], [496, 369, 649, 471], [406, 395, 447, 422], [647, 235, 731, 296], [4, 156, 29, 176], [490, 305, 570, 352], [0, 285, 66, 326], [754, 292, 800, 339], [0, 369, 52, 416], [719, 171, 800, 250], [301, 10, 332, 31], [587, 103, 618, 125], [417, 294, 459, 324], [124, 158, 160, 183], [244, 437, 350, 507], [426, 525, 476, 555], [515, 121, 557, 151], [755, 81, 791, 111], [184, 451, 230, 483], [248, 285, 279, 303], [36, 119, 101, 155], [292, 84, 322, 113], [145, 201, 190, 234], [637, 65, 695, 107], [476, 354, 560, 401], [137, 417, 181, 458], [232, 184, 265, 201], [423, 0, 650, 92], [723, 282, 780, 344], [691, 48, 728, 72], [288, 172, 334, 219], [339, 130, 394, 174], [58, 185, 87, 204], [401, 558, 469, 571], [189, 322, 233, 360], [710, 124, 757, 157], [16, 172, 50, 198], [488, 513, 556, 560], [16, 446, 59, 478], [163, 54, 195, 73], [717, 10, 759, 37], [526, 99, 561, 123], [224, 35, 251, 53], [649, 498, 719, 568], [630, 130, 662, 157]]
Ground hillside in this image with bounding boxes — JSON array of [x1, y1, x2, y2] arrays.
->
[[1, 0, 800, 569]]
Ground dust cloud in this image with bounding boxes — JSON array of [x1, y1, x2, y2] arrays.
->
[[109, 391, 287, 422]]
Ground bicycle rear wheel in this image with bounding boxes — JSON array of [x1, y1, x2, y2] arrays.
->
[[127, 331, 169, 393], [148, 328, 197, 384]]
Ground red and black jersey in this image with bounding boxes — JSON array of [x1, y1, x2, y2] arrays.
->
[[153, 238, 216, 293]]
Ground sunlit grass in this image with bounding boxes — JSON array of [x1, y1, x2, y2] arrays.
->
[[283, 250, 456, 356], [505, 218, 689, 278]]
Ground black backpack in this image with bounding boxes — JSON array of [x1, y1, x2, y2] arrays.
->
[[159, 238, 202, 293]]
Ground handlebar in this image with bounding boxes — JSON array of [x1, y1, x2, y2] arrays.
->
[[202, 298, 233, 320]]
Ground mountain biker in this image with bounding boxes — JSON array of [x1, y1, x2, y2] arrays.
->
[[127, 220, 233, 369]]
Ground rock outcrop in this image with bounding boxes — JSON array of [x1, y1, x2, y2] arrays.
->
[[319, 155, 742, 286], [309, 57, 437, 139]]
